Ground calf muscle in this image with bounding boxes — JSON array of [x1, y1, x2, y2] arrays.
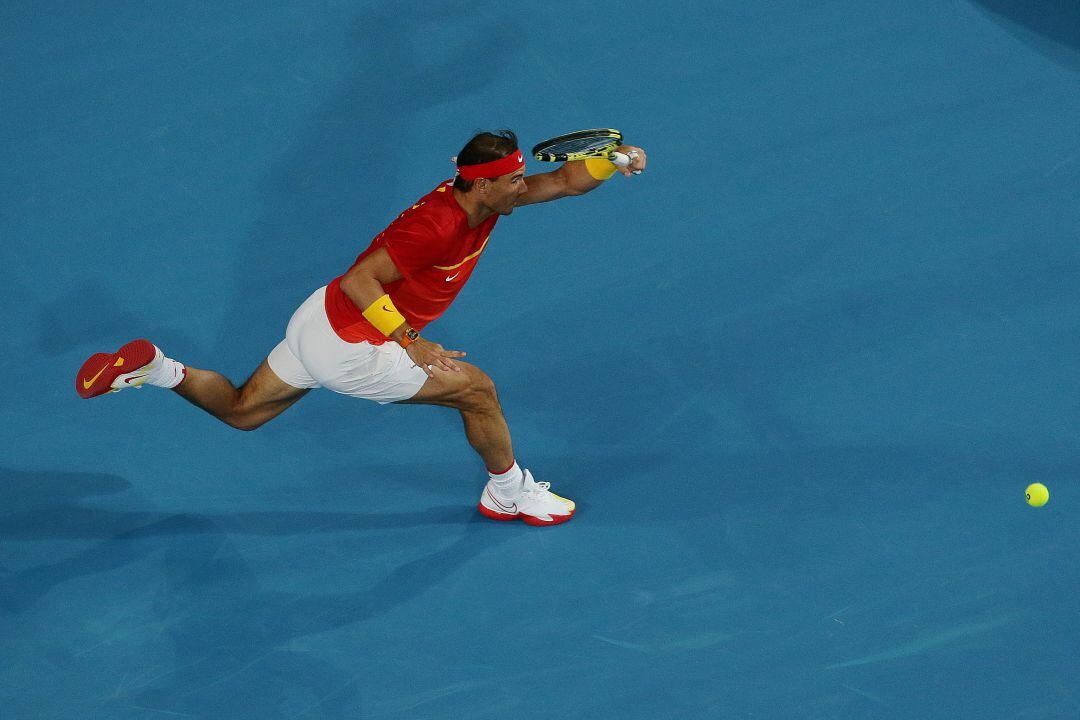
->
[[398, 361, 514, 471], [174, 360, 308, 430]]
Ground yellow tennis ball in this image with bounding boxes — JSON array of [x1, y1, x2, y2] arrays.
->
[[1025, 483, 1049, 507]]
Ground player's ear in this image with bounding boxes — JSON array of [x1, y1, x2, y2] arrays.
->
[[475, 178, 489, 194]]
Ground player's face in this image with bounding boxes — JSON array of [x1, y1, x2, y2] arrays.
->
[[485, 170, 528, 215]]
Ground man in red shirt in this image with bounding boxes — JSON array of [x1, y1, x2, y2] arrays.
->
[[76, 130, 647, 526]]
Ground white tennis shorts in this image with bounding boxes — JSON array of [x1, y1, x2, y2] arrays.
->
[[267, 286, 429, 404]]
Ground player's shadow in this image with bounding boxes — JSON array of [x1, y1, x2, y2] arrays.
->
[[0, 506, 469, 541], [0, 463, 472, 614], [0, 466, 131, 511], [0, 466, 134, 612], [108, 516, 504, 717], [0, 463, 511, 716], [971, 0, 1080, 74]]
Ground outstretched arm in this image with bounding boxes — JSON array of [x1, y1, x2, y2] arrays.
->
[[515, 145, 647, 207]]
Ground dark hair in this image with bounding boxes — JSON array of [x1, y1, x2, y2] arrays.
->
[[453, 129, 519, 191]]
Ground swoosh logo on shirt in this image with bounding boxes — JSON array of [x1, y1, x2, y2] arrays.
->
[[445, 272, 460, 282]]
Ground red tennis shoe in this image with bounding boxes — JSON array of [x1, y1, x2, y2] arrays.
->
[[75, 339, 160, 399]]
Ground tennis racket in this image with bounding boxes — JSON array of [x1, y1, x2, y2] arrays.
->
[[531, 128, 641, 174]]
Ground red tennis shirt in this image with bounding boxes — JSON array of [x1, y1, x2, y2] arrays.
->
[[324, 180, 500, 343]]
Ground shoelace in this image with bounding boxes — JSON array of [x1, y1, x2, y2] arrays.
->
[[522, 480, 551, 496]]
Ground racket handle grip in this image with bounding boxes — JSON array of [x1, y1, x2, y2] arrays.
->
[[609, 151, 642, 175]]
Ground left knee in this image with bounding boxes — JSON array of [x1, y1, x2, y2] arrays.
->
[[223, 412, 266, 431]]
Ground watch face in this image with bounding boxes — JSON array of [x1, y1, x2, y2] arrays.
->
[[406, 329, 418, 340]]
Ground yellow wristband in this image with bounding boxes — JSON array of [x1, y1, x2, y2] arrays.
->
[[584, 157, 618, 181], [362, 294, 407, 336]]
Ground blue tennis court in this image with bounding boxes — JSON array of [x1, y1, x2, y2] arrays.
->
[[3, 1, 1079, 717]]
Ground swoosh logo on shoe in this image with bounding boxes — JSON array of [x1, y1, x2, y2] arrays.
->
[[82, 364, 110, 389], [486, 488, 516, 513]]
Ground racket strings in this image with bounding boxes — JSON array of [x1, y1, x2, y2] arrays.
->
[[531, 129, 623, 162], [540, 137, 618, 155]]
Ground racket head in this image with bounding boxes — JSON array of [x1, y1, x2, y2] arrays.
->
[[531, 128, 623, 162]]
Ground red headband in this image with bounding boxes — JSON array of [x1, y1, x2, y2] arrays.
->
[[456, 150, 525, 181]]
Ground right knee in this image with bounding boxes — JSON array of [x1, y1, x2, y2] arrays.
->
[[455, 367, 500, 413]]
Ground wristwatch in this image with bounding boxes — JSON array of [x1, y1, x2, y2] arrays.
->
[[399, 328, 419, 348]]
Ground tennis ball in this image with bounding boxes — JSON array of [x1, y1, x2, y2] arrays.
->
[[1025, 483, 1049, 507]]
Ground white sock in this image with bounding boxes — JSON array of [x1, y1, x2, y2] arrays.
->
[[489, 461, 523, 498], [145, 347, 186, 389]]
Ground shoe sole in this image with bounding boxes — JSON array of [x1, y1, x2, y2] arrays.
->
[[76, 338, 156, 399], [477, 502, 575, 526]]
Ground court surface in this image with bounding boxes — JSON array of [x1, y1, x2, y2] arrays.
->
[[3, 1, 1079, 718]]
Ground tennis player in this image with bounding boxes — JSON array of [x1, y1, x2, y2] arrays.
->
[[76, 130, 647, 526]]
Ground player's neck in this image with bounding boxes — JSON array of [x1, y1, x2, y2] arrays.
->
[[453, 188, 495, 228]]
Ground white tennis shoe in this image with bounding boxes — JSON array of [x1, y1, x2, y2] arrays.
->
[[478, 469, 576, 526]]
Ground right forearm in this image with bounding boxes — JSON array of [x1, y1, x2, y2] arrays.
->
[[339, 247, 414, 342], [340, 271, 390, 314], [340, 271, 409, 338]]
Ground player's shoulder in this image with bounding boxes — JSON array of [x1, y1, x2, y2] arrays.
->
[[388, 181, 458, 235], [410, 180, 453, 207], [418, 180, 458, 213], [415, 181, 460, 221]]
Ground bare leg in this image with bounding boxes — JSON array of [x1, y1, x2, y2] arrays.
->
[[401, 360, 576, 526], [397, 362, 514, 471], [459, 404, 514, 472], [175, 359, 309, 431]]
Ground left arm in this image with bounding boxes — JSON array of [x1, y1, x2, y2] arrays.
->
[[516, 145, 647, 207]]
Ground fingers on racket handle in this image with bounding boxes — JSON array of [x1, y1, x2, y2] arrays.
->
[[610, 150, 643, 175]]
